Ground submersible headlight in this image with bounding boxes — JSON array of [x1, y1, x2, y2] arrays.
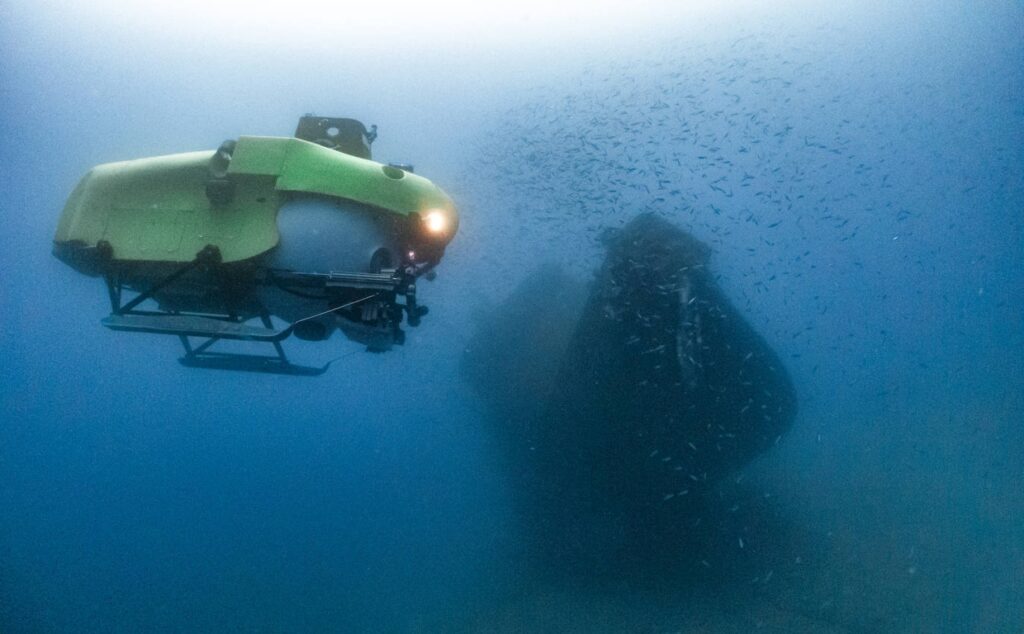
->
[[423, 209, 448, 235]]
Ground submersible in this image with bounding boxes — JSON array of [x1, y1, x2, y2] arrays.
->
[[53, 116, 459, 375]]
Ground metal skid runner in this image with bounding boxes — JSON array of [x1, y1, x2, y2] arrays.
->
[[100, 246, 425, 376]]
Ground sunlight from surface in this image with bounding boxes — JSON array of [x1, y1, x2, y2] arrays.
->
[[31, 0, 769, 52]]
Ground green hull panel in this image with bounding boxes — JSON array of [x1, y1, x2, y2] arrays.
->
[[55, 136, 456, 264], [232, 136, 456, 218]]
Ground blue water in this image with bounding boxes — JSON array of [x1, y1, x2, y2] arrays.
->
[[1, 2, 1021, 631]]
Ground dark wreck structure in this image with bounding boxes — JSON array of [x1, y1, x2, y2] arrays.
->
[[463, 213, 797, 574]]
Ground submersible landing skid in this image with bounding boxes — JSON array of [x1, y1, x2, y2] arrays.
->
[[99, 245, 429, 376]]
